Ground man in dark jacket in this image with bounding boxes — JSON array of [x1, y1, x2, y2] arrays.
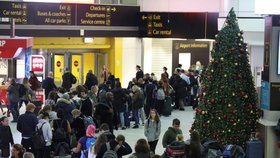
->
[[80, 89, 93, 117], [17, 103, 38, 152], [162, 118, 182, 148], [84, 69, 98, 90], [136, 65, 144, 81], [0, 116, 14, 158], [62, 68, 76, 92], [42, 71, 57, 99], [96, 134, 132, 158], [144, 78, 157, 115], [55, 93, 75, 123], [7, 78, 20, 122], [111, 82, 126, 129], [173, 75, 188, 111]]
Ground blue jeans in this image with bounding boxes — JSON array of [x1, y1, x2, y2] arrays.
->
[[132, 109, 139, 125], [124, 111, 130, 127], [118, 112, 125, 127], [10, 101, 19, 121]]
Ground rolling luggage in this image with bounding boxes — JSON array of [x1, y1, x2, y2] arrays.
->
[[246, 139, 263, 158], [162, 96, 172, 116]]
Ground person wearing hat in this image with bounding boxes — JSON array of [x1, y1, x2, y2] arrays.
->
[[34, 112, 52, 158], [55, 93, 75, 123], [72, 124, 97, 155]]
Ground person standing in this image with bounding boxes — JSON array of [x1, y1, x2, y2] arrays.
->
[[17, 103, 38, 152], [144, 109, 161, 154], [7, 78, 20, 122], [131, 85, 144, 129], [85, 70, 98, 90], [29, 71, 39, 91], [0, 116, 14, 158], [19, 77, 33, 109], [42, 72, 57, 100], [101, 65, 108, 83], [35, 112, 52, 158], [111, 82, 126, 130], [162, 67, 169, 79], [136, 65, 144, 81], [62, 68, 76, 92], [162, 118, 182, 148]]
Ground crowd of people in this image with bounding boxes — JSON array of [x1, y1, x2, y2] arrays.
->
[[0, 64, 203, 158]]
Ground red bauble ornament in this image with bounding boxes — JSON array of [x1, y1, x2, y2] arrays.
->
[[221, 85, 225, 90], [240, 31, 244, 35], [230, 48, 235, 52], [240, 91, 245, 96], [203, 85, 206, 90], [207, 76, 212, 80], [211, 98, 215, 103], [248, 104, 253, 109], [240, 48, 244, 53], [223, 115, 227, 119]]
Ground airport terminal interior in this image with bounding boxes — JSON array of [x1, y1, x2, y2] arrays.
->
[[0, 0, 280, 158]]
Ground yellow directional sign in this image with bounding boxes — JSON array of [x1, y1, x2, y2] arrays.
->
[[142, 15, 147, 20], [111, 7, 116, 12]]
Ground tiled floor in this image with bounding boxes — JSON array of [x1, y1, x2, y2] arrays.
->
[[3, 106, 195, 157]]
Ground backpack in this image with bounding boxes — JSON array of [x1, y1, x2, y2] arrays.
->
[[165, 141, 186, 158], [223, 144, 245, 158], [98, 89, 107, 102], [81, 137, 96, 158], [72, 75, 77, 84], [157, 88, 165, 100], [31, 122, 46, 149], [102, 142, 121, 158], [81, 115, 95, 130], [54, 142, 70, 156], [152, 88, 158, 99], [18, 84, 27, 98], [201, 139, 224, 158], [53, 120, 67, 140]]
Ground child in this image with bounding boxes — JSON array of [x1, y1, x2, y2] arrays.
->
[[0, 116, 14, 158]]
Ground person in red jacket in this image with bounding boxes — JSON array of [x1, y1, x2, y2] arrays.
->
[[29, 71, 39, 91]]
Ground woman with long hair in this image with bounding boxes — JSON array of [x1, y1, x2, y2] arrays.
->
[[189, 130, 202, 158], [11, 144, 26, 158], [88, 133, 107, 158], [132, 138, 151, 158], [144, 109, 161, 153]]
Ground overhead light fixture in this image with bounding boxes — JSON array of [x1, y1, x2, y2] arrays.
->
[[84, 38, 94, 43]]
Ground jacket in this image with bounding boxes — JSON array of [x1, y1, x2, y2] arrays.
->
[[55, 98, 75, 123], [36, 119, 52, 146], [62, 71, 75, 91], [132, 152, 150, 158], [29, 76, 39, 91], [0, 125, 14, 147], [112, 87, 126, 112], [173, 78, 188, 99], [42, 77, 57, 97], [17, 111, 38, 138], [71, 116, 86, 141], [80, 96, 93, 117], [7, 83, 20, 102], [144, 119, 161, 142], [136, 70, 144, 81], [162, 127, 182, 148], [96, 139, 132, 158], [85, 73, 98, 90], [132, 89, 144, 109]]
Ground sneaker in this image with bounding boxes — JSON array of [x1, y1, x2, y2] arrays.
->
[[142, 123, 145, 126], [132, 125, 139, 129], [179, 108, 185, 111], [122, 127, 126, 130]]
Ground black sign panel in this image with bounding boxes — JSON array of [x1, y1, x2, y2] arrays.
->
[[0, 2, 75, 25], [0, 1, 139, 26], [77, 4, 138, 26], [140, 12, 218, 39]]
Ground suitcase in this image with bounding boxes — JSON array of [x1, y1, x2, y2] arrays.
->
[[246, 140, 263, 158], [223, 144, 244, 158], [162, 96, 172, 116], [32, 101, 42, 116]]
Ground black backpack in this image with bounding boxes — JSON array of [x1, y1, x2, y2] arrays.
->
[[18, 84, 27, 98], [165, 141, 187, 158], [54, 142, 70, 156], [53, 120, 67, 140], [31, 122, 46, 149]]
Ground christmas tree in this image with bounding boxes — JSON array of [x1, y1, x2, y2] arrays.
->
[[191, 8, 259, 147]]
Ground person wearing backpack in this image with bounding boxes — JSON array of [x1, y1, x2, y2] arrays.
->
[[144, 109, 161, 154], [7, 78, 20, 122], [162, 118, 183, 148], [53, 109, 71, 145], [96, 134, 132, 158], [71, 124, 97, 157], [80, 89, 93, 117], [62, 68, 76, 92], [34, 112, 52, 158], [155, 81, 165, 115]]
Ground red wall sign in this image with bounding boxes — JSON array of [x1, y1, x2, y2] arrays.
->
[[31, 55, 45, 73], [74, 60, 78, 67], [56, 61, 61, 67], [0, 37, 33, 58]]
